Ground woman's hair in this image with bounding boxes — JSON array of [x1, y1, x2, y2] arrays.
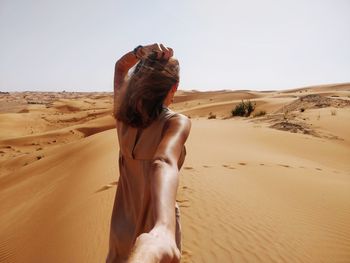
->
[[115, 55, 179, 128]]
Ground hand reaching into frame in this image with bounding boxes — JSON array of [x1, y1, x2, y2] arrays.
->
[[127, 226, 180, 263]]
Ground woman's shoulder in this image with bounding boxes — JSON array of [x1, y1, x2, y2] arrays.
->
[[163, 108, 191, 124], [162, 109, 191, 136]]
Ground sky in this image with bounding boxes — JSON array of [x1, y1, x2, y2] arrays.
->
[[0, 0, 349, 92]]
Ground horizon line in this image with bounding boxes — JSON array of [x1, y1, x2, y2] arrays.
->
[[1, 82, 349, 94]]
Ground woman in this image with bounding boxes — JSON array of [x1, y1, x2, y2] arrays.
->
[[106, 43, 191, 263]]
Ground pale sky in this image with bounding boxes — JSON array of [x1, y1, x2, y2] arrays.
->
[[0, 0, 349, 92]]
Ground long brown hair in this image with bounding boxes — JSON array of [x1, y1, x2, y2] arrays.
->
[[115, 56, 179, 128]]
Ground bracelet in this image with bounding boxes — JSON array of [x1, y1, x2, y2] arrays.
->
[[133, 45, 143, 59]]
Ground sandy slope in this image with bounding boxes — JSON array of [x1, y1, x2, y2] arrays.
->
[[179, 119, 350, 263], [0, 84, 350, 263]]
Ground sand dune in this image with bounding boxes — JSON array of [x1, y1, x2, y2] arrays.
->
[[1, 84, 350, 263]]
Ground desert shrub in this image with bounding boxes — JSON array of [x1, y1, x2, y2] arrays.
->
[[253, 110, 266, 117], [231, 101, 246, 116], [300, 108, 305, 112], [331, 109, 337, 116], [245, 100, 255, 116], [232, 100, 256, 117]]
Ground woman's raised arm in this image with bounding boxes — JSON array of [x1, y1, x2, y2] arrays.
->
[[114, 50, 139, 91]]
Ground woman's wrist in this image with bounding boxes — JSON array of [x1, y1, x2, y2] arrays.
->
[[115, 51, 139, 79], [150, 224, 175, 240]]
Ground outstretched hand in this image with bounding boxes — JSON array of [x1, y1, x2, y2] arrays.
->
[[135, 43, 174, 61], [127, 227, 180, 263]]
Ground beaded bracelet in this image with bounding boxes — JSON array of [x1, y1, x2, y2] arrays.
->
[[133, 45, 143, 59]]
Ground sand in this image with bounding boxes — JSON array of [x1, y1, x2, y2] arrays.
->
[[0, 84, 350, 263]]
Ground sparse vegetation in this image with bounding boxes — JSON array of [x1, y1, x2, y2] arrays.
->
[[270, 122, 313, 135], [27, 101, 45, 105], [231, 100, 256, 117], [331, 109, 337, 116], [283, 109, 289, 122], [253, 110, 266, 117], [282, 94, 350, 114], [300, 108, 305, 112], [231, 101, 246, 116]]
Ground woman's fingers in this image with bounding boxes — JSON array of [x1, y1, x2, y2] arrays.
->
[[168, 47, 174, 58], [141, 43, 159, 58], [152, 43, 173, 60], [159, 44, 173, 60], [141, 43, 174, 60], [159, 44, 168, 53]]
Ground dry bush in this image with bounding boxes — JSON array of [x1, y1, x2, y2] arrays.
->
[[231, 100, 256, 117], [253, 110, 266, 117]]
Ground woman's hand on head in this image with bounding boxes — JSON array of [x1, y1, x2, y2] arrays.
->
[[139, 43, 174, 60]]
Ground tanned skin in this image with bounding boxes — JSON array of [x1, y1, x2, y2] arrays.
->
[[113, 44, 191, 263]]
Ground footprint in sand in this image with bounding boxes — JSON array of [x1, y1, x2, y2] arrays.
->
[[177, 199, 190, 208], [278, 164, 291, 168], [176, 199, 189, 203], [181, 250, 193, 261], [181, 185, 194, 193], [222, 164, 235, 169], [238, 162, 246, 166], [95, 181, 118, 193], [315, 167, 322, 171], [183, 166, 194, 170], [202, 165, 211, 168]]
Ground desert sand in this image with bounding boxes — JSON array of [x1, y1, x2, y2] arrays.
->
[[0, 83, 350, 263]]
